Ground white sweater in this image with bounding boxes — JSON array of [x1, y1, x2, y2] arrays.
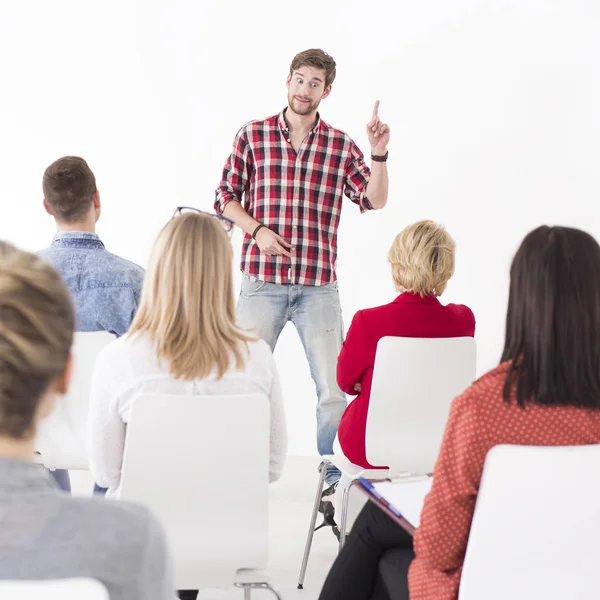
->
[[87, 334, 287, 497]]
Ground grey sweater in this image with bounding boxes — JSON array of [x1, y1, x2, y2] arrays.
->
[[0, 458, 174, 599]]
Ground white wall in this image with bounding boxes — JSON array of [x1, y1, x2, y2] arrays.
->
[[1, 0, 599, 455]]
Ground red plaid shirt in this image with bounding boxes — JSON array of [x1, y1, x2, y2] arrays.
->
[[215, 109, 373, 286]]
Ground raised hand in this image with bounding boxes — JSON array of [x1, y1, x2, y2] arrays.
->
[[255, 227, 293, 257], [366, 100, 390, 155]]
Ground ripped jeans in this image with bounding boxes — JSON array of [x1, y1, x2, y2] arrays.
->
[[237, 274, 346, 484]]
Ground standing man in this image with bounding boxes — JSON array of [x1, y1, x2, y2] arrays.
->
[[215, 49, 390, 489]]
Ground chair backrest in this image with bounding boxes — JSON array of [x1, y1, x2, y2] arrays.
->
[[0, 577, 109, 599], [119, 393, 270, 590], [36, 331, 116, 470], [366, 336, 476, 475], [459, 444, 600, 600]]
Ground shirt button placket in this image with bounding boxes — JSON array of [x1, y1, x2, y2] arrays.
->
[[290, 136, 299, 286]]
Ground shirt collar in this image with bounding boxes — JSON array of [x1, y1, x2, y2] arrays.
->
[[393, 292, 441, 305], [278, 108, 322, 137], [0, 457, 58, 492], [51, 231, 105, 249]]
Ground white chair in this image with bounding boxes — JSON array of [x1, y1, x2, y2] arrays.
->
[[459, 444, 600, 600], [298, 336, 476, 589], [0, 577, 109, 599], [119, 393, 282, 599], [36, 331, 116, 470]]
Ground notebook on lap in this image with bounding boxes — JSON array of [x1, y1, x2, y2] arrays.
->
[[356, 476, 433, 535]]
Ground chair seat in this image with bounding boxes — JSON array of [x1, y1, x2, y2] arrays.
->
[[234, 569, 270, 584], [322, 454, 389, 480]]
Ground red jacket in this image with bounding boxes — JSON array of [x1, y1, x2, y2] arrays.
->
[[336, 292, 476, 468]]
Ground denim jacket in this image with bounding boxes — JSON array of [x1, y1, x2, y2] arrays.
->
[[38, 232, 144, 337]]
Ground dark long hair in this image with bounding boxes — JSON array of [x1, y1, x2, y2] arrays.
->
[[501, 226, 600, 408]]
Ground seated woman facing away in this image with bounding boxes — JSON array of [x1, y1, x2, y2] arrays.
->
[[0, 242, 173, 599], [87, 209, 288, 495], [336, 219, 475, 470], [319, 225, 600, 600]]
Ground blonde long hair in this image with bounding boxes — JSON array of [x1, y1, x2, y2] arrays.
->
[[129, 213, 255, 380]]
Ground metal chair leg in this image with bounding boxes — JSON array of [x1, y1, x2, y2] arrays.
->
[[235, 582, 283, 600], [339, 478, 358, 552], [297, 458, 329, 589]]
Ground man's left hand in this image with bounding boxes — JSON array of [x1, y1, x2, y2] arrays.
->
[[366, 100, 390, 156]]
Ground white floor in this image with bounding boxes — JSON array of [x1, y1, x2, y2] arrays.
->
[[70, 456, 338, 600]]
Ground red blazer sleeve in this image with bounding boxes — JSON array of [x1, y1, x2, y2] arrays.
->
[[337, 311, 369, 395]]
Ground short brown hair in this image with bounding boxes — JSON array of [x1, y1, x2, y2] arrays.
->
[[43, 156, 97, 223], [388, 220, 456, 297], [290, 49, 337, 88], [0, 242, 74, 439]]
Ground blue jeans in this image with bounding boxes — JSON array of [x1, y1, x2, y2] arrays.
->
[[48, 469, 107, 496], [49, 469, 71, 492], [237, 274, 346, 484]]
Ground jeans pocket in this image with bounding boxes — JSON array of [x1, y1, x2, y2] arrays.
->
[[241, 274, 268, 297]]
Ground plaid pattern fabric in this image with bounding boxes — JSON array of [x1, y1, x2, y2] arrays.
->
[[215, 109, 373, 286]]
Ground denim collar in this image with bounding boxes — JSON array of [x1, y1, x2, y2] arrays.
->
[[51, 231, 105, 249]]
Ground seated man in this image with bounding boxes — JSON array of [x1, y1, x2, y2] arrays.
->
[[38, 156, 144, 493]]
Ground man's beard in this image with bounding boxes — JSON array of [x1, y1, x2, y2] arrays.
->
[[288, 94, 319, 116]]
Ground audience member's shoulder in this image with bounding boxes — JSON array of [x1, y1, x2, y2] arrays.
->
[[453, 363, 509, 415], [101, 249, 145, 280], [64, 494, 163, 549], [95, 332, 143, 370], [445, 301, 475, 320], [443, 301, 476, 334], [352, 300, 395, 322]]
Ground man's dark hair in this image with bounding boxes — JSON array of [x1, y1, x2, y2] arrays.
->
[[43, 156, 97, 223], [290, 49, 337, 88], [501, 225, 600, 408]]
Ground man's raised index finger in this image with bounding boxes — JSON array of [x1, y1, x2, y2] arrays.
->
[[372, 100, 380, 119]]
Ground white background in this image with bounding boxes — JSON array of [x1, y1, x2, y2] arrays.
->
[[1, 0, 599, 455]]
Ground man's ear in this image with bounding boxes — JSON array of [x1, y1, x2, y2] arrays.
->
[[322, 84, 332, 100], [43, 199, 53, 216], [93, 190, 101, 222], [92, 190, 101, 210], [286, 74, 291, 88]]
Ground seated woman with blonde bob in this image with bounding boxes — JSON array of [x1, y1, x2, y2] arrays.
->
[[336, 220, 476, 470], [87, 209, 287, 498], [0, 242, 173, 599]]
